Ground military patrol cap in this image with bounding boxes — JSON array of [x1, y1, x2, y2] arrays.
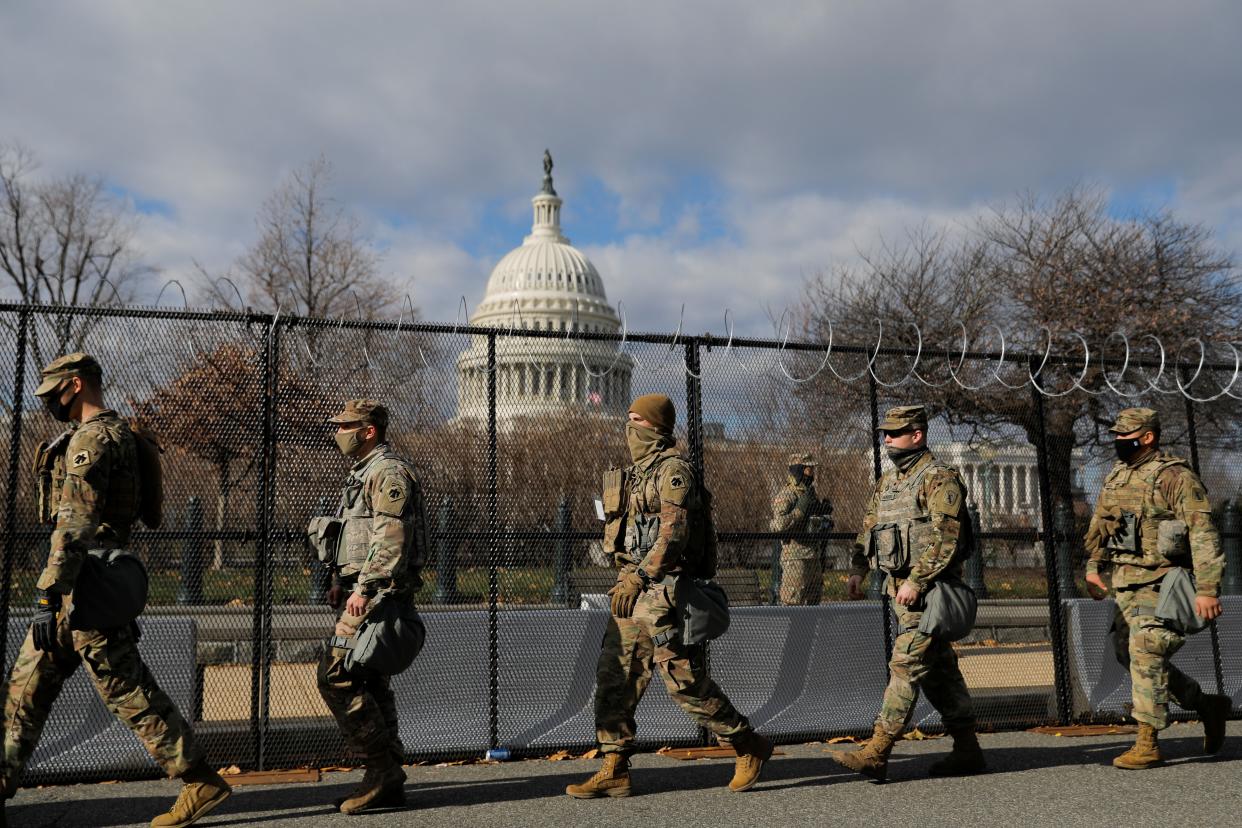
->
[[629, 393, 676, 434], [876, 405, 928, 432], [1109, 407, 1159, 435], [787, 452, 817, 467], [328, 398, 389, 431], [34, 352, 102, 397]]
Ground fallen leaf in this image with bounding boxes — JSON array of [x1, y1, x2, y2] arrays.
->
[[827, 736, 861, 744], [219, 765, 242, 776]]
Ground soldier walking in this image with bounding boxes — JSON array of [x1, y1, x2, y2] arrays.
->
[[566, 394, 772, 798], [833, 405, 986, 780], [1083, 407, 1229, 768], [0, 354, 230, 828], [771, 453, 830, 605], [314, 399, 427, 813]]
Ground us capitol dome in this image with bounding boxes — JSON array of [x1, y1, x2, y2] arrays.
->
[[457, 152, 633, 423]]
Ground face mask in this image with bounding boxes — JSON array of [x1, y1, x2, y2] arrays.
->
[[1114, 438, 1143, 463], [886, 445, 926, 472], [626, 422, 664, 463], [43, 381, 77, 423], [334, 427, 367, 458]]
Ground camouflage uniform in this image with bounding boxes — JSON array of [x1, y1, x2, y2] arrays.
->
[[771, 453, 828, 606], [1085, 409, 1224, 732], [2, 355, 205, 798], [316, 400, 425, 769], [595, 443, 751, 754], [849, 407, 976, 738]]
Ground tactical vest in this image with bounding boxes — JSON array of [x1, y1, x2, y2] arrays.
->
[[869, 456, 955, 574], [335, 447, 427, 580], [35, 414, 141, 544], [1096, 453, 1193, 570], [622, 448, 680, 559], [778, 481, 818, 561]]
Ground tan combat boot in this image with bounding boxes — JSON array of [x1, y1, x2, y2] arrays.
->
[[927, 728, 987, 776], [1113, 723, 1162, 769], [729, 731, 774, 792], [565, 753, 631, 799], [1198, 693, 1231, 755], [830, 724, 897, 781], [338, 761, 406, 815], [150, 765, 232, 828]]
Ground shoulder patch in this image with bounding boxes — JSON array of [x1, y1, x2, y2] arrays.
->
[[71, 449, 92, 468]]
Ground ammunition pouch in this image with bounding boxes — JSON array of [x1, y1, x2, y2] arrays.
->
[[307, 516, 346, 565], [1104, 510, 1139, 553], [1156, 519, 1190, 561], [70, 549, 149, 630], [601, 467, 629, 555], [871, 523, 907, 573], [335, 594, 426, 677]]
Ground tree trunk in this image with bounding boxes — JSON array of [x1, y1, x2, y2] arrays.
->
[[213, 455, 231, 570]]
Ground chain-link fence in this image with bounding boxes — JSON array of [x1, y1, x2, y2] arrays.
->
[[2, 302, 1240, 783]]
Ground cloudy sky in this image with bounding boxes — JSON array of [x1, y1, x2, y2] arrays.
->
[[2, 0, 1240, 335]]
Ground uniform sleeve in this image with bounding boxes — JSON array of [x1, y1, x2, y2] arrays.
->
[[1161, 467, 1224, 597], [639, 460, 692, 580], [850, 482, 881, 578], [769, 487, 800, 532], [359, 468, 413, 588], [906, 470, 965, 591], [39, 428, 110, 593]]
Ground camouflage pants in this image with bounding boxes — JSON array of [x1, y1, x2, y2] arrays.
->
[[779, 554, 823, 606], [316, 605, 403, 765], [876, 578, 976, 736], [595, 577, 751, 755], [1114, 584, 1187, 730], [1, 613, 203, 797]]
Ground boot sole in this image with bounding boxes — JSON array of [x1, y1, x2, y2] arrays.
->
[[340, 784, 407, 814], [828, 752, 887, 782], [1112, 760, 1163, 770], [566, 787, 632, 799], [728, 761, 765, 793], [159, 786, 232, 828]]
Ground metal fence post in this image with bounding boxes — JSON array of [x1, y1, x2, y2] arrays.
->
[[0, 306, 31, 674], [250, 313, 279, 769], [486, 332, 500, 751], [965, 503, 988, 598], [1054, 501, 1078, 598], [1182, 392, 1226, 695], [178, 496, 204, 605], [433, 496, 459, 604], [1223, 501, 1241, 597], [551, 494, 572, 605]]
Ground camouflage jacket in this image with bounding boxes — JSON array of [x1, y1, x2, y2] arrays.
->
[[336, 444, 425, 594], [850, 450, 967, 593], [770, 479, 820, 560], [1085, 450, 1223, 596], [39, 410, 141, 593], [615, 446, 694, 581]]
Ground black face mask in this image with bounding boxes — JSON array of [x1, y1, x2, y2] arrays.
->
[[1114, 438, 1143, 463], [43, 382, 77, 423]]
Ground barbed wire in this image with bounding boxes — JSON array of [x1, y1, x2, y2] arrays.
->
[[16, 284, 1242, 404]]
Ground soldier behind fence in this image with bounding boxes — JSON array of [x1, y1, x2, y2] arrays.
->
[[0, 354, 230, 828], [313, 399, 426, 814], [771, 453, 832, 605], [566, 394, 773, 799], [1084, 407, 1229, 769], [832, 405, 986, 780]]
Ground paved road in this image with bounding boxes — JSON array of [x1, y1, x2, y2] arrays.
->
[[9, 722, 1241, 828]]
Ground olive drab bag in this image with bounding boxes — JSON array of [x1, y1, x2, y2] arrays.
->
[[70, 549, 150, 630], [128, 420, 164, 529], [917, 574, 978, 642], [335, 595, 426, 677], [1155, 567, 1210, 635]]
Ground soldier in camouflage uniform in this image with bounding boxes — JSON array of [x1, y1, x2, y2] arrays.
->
[[567, 394, 772, 799], [1084, 407, 1229, 769], [315, 399, 425, 813], [831, 405, 985, 780], [771, 453, 831, 605], [0, 354, 229, 828]]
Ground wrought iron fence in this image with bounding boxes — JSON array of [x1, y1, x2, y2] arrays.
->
[[1, 301, 1239, 783]]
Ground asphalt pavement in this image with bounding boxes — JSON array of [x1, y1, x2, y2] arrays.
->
[[8, 722, 1242, 828]]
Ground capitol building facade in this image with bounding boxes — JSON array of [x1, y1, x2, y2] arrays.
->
[[456, 154, 633, 424]]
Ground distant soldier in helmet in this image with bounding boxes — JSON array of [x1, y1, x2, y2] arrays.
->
[[771, 452, 832, 605]]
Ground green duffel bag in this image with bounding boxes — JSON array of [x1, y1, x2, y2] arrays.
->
[[70, 549, 149, 631], [333, 595, 426, 677], [676, 576, 731, 645], [917, 575, 977, 642], [1155, 567, 1210, 635]]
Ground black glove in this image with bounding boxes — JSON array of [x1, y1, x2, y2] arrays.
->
[[32, 589, 62, 652]]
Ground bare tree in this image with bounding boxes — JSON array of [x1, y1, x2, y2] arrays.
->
[[203, 155, 397, 319], [0, 143, 149, 375], [800, 187, 1242, 508]]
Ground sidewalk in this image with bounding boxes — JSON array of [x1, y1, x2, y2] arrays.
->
[[9, 722, 1241, 828]]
